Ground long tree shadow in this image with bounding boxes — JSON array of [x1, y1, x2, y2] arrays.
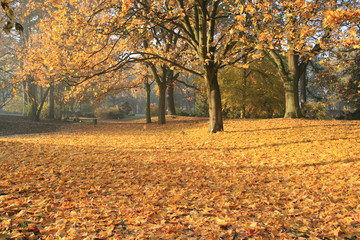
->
[[95, 136, 358, 153], [4, 139, 359, 172], [293, 157, 360, 169], [191, 136, 360, 152], [226, 122, 360, 133]]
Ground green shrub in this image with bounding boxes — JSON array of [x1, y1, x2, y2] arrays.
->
[[22, 102, 50, 120], [40, 102, 49, 120], [77, 103, 95, 118], [94, 106, 124, 119], [194, 97, 209, 117], [302, 102, 331, 120], [175, 107, 190, 116], [352, 109, 360, 120], [150, 103, 158, 116], [120, 102, 132, 115], [2, 95, 23, 113], [224, 109, 242, 119]]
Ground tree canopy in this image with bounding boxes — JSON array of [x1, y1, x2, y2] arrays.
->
[[12, 0, 360, 130]]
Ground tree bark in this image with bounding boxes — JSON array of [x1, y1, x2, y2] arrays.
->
[[144, 82, 151, 124], [206, 66, 223, 133], [49, 84, 55, 119], [269, 50, 302, 118], [27, 80, 38, 121], [22, 81, 28, 115], [148, 63, 167, 124], [284, 81, 300, 118], [284, 54, 302, 118], [35, 87, 50, 121], [300, 70, 307, 109], [241, 67, 247, 119], [158, 82, 166, 124], [167, 84, 176, 115]]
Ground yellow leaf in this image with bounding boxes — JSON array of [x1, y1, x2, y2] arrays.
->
[[215, 218, 230, 226], [259, 32, 267, 41], [349, 29, 357, 38]]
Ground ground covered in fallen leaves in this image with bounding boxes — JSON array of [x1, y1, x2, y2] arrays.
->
[[1, 117, 360, 239]]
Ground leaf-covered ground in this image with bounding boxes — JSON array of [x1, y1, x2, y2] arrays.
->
[[1, 117, 360, 239]]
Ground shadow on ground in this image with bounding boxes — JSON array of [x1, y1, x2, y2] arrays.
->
[[0, 115, 67, 136]]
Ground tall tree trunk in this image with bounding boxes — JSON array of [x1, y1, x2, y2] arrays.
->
[[206, 66, 223, 133], [28, 80, 38, 121], [35, 87, 50, 121], [49, 84, 55, 119], [284, 81, 300, 118], [268, 50, 303, 118], [284, 54, 302, 118], [39, 86, 43, 103], [158, 82, 166, 124], [144, 82, 151, 124], [148, 63, 167, 124], [167, 84, 176, 115], [241, 67, 247, 119], [300, 70, 307, 109], [22, 81, 28, 116]]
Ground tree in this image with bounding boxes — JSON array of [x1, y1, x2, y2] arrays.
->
[[0, 80, 14, 109], [300, 70, 307, 109], [0, 36, 16, 109], [26, 79, 50, 121], [144, 80, 152, 124], [219, 56, 284, 118], [16, 0, 177, 124], [317, 50, 360, 113], [125, 0, 258, 132], [48, 83, 55, 119], [166, 75, 177, 116], [338, 51, 360, 111], [15, 1, 144, 119], [6, 0, 53, 119], [1, 0, 34, 112], [236, 0, 358, 118], [142, 27, 182, 124]]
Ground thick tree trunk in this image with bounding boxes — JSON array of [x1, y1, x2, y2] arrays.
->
[[144, 82, 151, 124], [167, 84, 176, 115], [284, 54, 302, 118], [206, 67, 223, 133], [284, 81, 301, 118], [148, 63, 167, 124], [158, 82, 166, 124], [49, 84, 55, 119], [268, 50, 303, 118]]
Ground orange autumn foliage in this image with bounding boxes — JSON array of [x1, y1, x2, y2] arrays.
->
[[1, 118, 360, 239]]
